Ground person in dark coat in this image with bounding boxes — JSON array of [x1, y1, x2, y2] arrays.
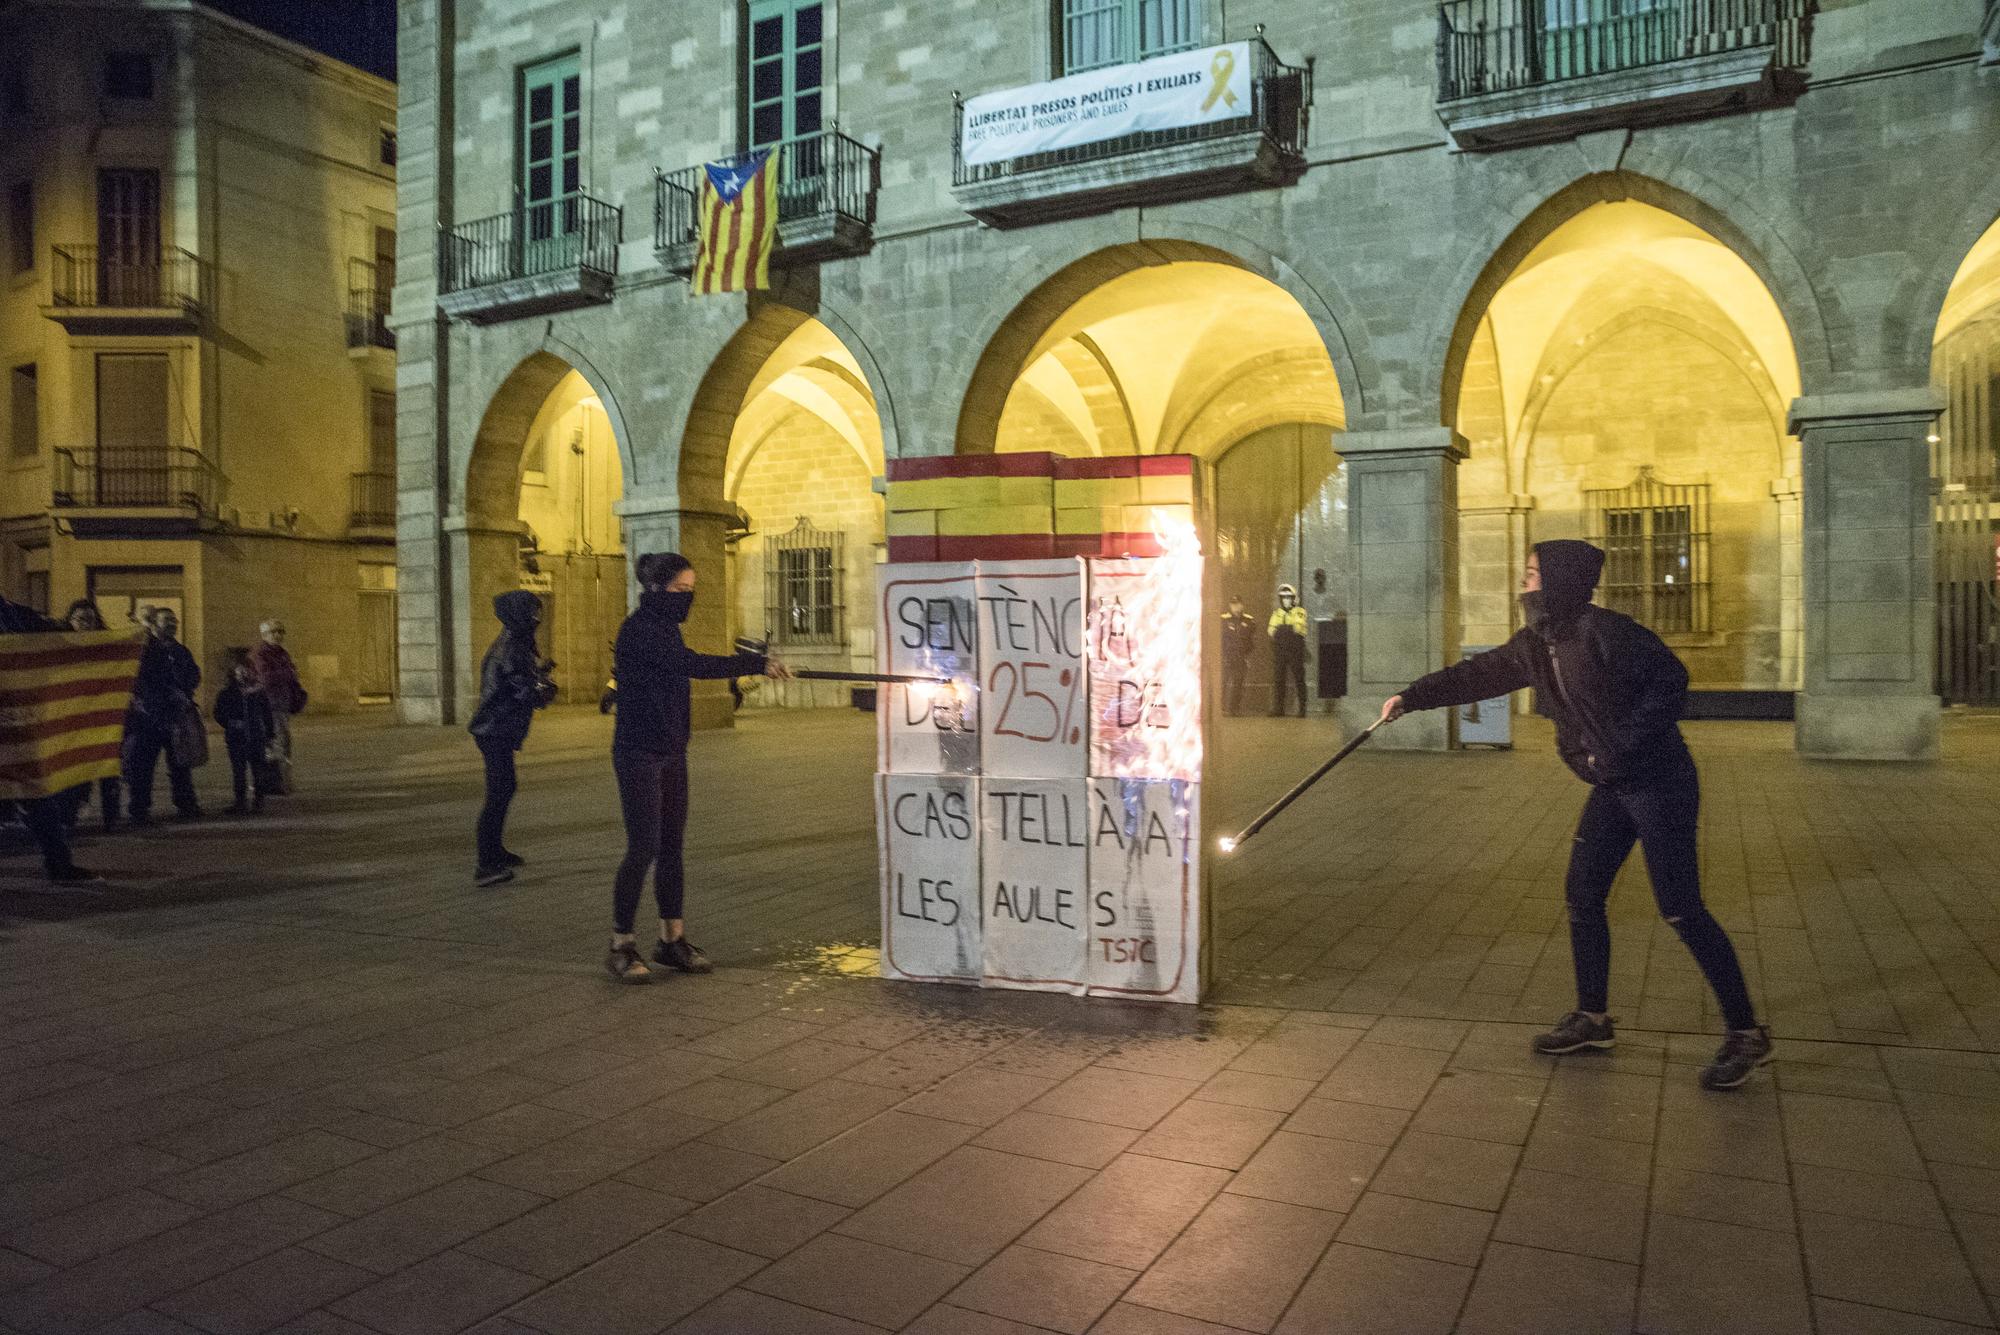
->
[[214, 653, 277, 814], [60, 598, 122, 831], [123, 607, 202, 824], [0, 594, 100, 883], [603, 552, 785, 982], [1220, 595, 1258, 716], [467, 591, 557, 886], [1380, 539, 1772, 1091]]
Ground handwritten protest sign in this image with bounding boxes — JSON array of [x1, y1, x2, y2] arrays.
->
[[1086, 556, 1203, 782], [978, 778, 1089, 994], [878, 564, 979, 775], [975, 561, 1086, 779], [879, 773, 982, 984], [1086, 778, 1201, 1002]]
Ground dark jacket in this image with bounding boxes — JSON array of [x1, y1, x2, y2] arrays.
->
[[468, 591, 555, 750], [214, 681, 276, 757], [0, 596, 61, 634], [132, 636, 200, 725], [1400, 539, 1690, 787], [612, 591, 764, 754], [1220, 610, 1257, 662]]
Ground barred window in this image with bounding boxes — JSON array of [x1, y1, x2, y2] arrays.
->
[[1585, 468, 1710, 633], [1057, 0, 1199, 75], [765, 516, 845, 646]]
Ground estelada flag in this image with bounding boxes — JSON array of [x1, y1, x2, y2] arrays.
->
[[0, 630, 142, 800], [692, 146, 779, 295]]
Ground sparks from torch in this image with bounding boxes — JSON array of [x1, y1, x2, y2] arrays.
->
[[1216, 719, 1387, 854]]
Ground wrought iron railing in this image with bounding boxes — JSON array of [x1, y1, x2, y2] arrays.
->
[[1437, 0, 1813, 101], [350, 470, 396, 528], [436, 192, 621, 295], [51, 447, 221, 513], [346, 259, 395, 350], [654, 129, 881, 253], [952, 35, 1309, 187], [49, 244, 205, 311]]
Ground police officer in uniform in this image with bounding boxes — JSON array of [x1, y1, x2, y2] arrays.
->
[[1219, 596, 1257, 715], [1267, 583, 1308, 717]]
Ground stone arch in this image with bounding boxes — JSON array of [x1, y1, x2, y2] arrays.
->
[[1896, 179, 2000, 384], [464, 339, 634, 523], [1429, 169, 1839, 427], [947, 231, 1375, 455]]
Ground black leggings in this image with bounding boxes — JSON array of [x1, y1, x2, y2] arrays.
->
[[475, 740, 517, 867], [611, 746, 689, 933], [1565, 763, 1757, 1031]]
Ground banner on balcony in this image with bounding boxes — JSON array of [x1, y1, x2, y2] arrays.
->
[[959, 41, 1252, 168]]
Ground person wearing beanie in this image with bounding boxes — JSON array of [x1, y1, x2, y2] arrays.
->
[[1378, 539, 1773, 1091]]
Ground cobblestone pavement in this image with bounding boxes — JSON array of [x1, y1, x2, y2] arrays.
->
[[3, 707, 1999, 1334]]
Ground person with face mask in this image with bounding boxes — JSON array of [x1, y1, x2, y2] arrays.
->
[[1220, 596, 1257, 716], [249, 619, 307, 794], [604, 552, 788, 982], [467, 592, 558, 885], [123, 607, 203, 825], [1378, 540, 1771, 1091], [1267, 583, 1309, 717]]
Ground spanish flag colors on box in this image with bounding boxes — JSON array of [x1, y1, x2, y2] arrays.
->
[[884, 453, 1196, 563], [0, 630, 143, 800]]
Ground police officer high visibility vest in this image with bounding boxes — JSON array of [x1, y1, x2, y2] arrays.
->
[[1268, 606, 1308, 638]]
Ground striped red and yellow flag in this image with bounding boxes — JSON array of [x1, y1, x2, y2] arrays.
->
[[692, 147, 779, 295], [0, 630, 142, 800]]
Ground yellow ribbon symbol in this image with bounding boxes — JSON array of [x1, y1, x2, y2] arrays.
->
[[1200, 48, 1240, 113]]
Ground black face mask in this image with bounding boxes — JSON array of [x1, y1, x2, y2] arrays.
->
[[660, 589, 694, 624]]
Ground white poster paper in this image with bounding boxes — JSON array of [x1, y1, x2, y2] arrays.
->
[[879, 774, 982, 984], [878, 564, 980, 775], [1086, 778, 1201, 1003], [960, 42, 1253, 168], [975, 560, 1087, 780], [1087, 557, 1204, 782], [979, 777, 1090, 994]]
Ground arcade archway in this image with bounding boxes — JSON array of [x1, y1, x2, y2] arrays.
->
[[1933, 218, 2000, 705]]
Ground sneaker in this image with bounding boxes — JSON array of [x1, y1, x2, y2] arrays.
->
[[500, 850, 527, 868], [652, 938, 713, 974], [605, 943, 651, 983], [474, 864, 514, 887], [47, 864, 104, 885], [1531, 1011, 1616, 1055], [1699, 1026, 1774, 1091]]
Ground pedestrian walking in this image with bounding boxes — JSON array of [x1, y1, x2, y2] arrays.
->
[[249, 618, 307, 794], [214, 653, 278, 815], [1379, 539, 1773, 1090], [1, 594, 101, 883], [604, 552, 786, 983], [124, 608, 204, 824], [1220, 595, 1257, 716], [1267, 583, 1309, 717], [60, 598, 122, 831], [467, 592, 557, 886]]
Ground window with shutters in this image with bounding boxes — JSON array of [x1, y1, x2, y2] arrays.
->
[[9, 365, 36, 459], [745, 0, 825, 151], [518, 53, 582, 256], [1056, 0, 1201, 75], [765, 517, 845, 646], [1585, 469, 1711, 634]]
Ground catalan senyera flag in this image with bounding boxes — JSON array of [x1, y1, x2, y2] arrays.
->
[[692, 146, 779, 295], [0, 630, 142, 801]]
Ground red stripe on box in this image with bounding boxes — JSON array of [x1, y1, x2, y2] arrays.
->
[[1052, 456, 1142, 479], [935, 534, 1057, 562], [1137, 455, 1195, 476], [885, 452, 1057, 482], [1099, 532, 1167, 557], [886, 536, 941, 563]]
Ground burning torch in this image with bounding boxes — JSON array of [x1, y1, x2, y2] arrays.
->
[[735, 638, 955, 690], [1216, 718, 1388, 855]]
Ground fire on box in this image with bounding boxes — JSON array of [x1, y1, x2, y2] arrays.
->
[[875, 452, 1211, 1004]]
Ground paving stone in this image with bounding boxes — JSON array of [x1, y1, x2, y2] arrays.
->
[[616, 1144, 781, 1203], [1518, 1125, 1656, 1187], [1783, 1092, 1930, 1179], [1026, 1068, 1202, 1130], [898, 1068, 1059, 1126], [1798, 1209, 1993, 1327], [759, 1109, 980, 1207], [1649, 1166, 1797, 1233], [724, 1039, 880, 1091], [972, 1111, 1143, 1169], [153, 1246, 377, 1335], [1813, 1296, 2000, 1334], [744, 1233, 971, 1330], [669, 1288, 887, 1333], [1087, 1305, 1247, 1334], [1190, 1069, 1317, 1113], [1229, 1021, 1363, 1081], [1493, 1166, 1648, 1263], [1638, 1211, 1813, 1335], [446, 1101, 598, 1154], [1097, 1036, 1246, 1083], [473, 1133, 660, 1198], [1281, 1097, 1411, 1146], [0, 1188, 202, 1268], [1226, 1132, 1386, 1215], [837, 1146, 1093, 1267], [505, 1229, 765, 1335], [948, 1244, 1137, 1334], [1314, 1042, 1449, 1110], [152, 1131, 378, 1212], [1128, 1097, 1283, 1170], [699, 1079, 908, 1160], [1368, 1131, 1521, 1212], [1020, 1155, 1231, 1271], [672, 1184, 850, 1258], [282, 1134, 505, 1216], [1335, 1192, 1495, 1267], [302, 1176, 548, 1274], [1456, 1241, 1638, 1335], [328, 1249, 542, 1335], [1792, 1163, 1951, 1231], [1409, 1069, 1545, 1145], [459, 1178, 691, 1279], [1275, 1241, 1472, 1335], [1122, 1192, 1343, 1332]]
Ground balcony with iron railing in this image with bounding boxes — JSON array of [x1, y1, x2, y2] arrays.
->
[[346, 260, 395, 353], [349, 470, 396, 537], [950, 33, 1310, 227], [50, 447, 222, 534], [655, 129, 881, 277], [1435, 0, 1814, 150], [436, 192, 621, 324], [44, 245, 207, 333]]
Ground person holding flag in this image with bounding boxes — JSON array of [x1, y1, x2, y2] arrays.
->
[[690, 146, 780, 295]]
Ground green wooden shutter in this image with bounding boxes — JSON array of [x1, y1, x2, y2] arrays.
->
[[746, 0, 824, 150], [520, 53, 581, 251]]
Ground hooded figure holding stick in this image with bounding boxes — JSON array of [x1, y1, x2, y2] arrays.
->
[[1380, 539, 1772, 1091]]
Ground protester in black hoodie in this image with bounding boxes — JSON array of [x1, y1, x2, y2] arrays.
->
[[1380, 540, 1772, 1091], [603, 552, 785, 982], [467, 591, 557, 886]]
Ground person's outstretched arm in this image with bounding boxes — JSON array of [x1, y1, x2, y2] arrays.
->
[[1380, 632, 1534, 722]]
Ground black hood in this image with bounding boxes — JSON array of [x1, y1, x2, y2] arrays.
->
[[1528, 540, 1605, 626], [493, 590, 541, 635]]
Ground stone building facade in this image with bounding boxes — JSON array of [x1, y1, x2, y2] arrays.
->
[[394, 0, 2000, 758], [0, 0, 400, 706]]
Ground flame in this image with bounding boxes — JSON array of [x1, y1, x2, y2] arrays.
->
[[1087, 516, 1204, 782]]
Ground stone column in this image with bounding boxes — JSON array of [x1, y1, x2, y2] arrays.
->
[[1788, 390, 1944, 760], [1771, 475, 1802, 691], [444, 515, 527, 725], [1335, 427, 1467, 751], [615, 497, 741, 731]]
